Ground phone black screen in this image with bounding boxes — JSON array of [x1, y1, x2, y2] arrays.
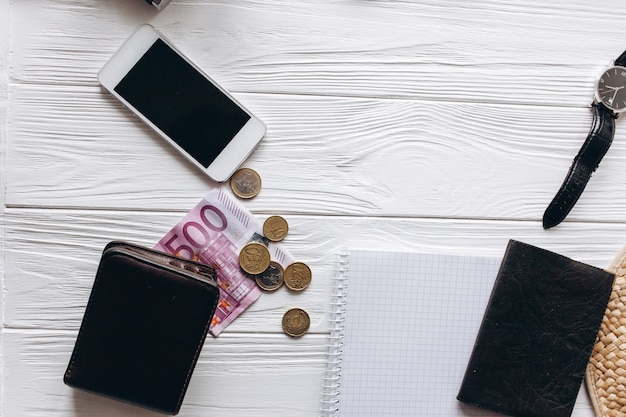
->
[[114, 39, 251, 168]]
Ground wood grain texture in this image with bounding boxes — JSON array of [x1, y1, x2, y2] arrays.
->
[[6, 0, 626, 416], [4, 209, 619, 416], [8, 0, 626, 223], [9, 0, 626, 104], [8, 86, 626, 222], [0, 0, 9, 414], [4, 329, 328, 417], [5, 209, 625, 332]]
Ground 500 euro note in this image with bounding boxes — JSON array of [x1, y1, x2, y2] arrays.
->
[[155, 188, 294, 336]]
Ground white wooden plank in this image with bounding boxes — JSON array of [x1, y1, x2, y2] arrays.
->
[[0, 328, 600, 417], [7, 85, 626, 223], [3, 329, 327, 417], [1, 0, 8, 198], [3, 207, 329, 332], [5, 208, 626, 331], [1, 0, 10, 414], [6, 0, 624, 105], [8, 0, 626, 106]]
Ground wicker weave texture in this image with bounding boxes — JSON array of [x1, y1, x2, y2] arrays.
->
[[587, 248, 626, 417]]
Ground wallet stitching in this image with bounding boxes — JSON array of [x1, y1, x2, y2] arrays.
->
[[175, 282, 220, 410], [107, 241, 217, 282], [65, 252, 111, 381]]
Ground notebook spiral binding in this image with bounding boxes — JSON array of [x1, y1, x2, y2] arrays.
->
[[320, 251, 349, 416]]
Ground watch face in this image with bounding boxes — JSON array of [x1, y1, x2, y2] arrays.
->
[[596, 65, 626, 112]]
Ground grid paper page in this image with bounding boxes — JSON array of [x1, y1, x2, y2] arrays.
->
[[338, 249, 503, 417]]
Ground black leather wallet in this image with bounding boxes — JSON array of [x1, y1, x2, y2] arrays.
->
[[457, 240, 614, 417], [64, 241, 220, 415]]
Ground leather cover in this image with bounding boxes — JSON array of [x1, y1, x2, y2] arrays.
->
[[64, 241, 220, 415], [543, 102, 615, 229], [457, 240, 614, 417]]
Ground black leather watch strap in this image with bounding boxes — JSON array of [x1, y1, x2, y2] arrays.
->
[[615, 50, 626, 66], [542, 103, 615, 229]]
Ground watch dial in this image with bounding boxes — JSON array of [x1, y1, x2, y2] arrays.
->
[[596, 66, 626, 112]]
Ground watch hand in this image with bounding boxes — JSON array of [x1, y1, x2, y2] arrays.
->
[[611, 86, 624, 103]]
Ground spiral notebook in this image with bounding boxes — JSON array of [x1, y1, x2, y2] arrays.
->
[[320, 249, 505, 417]]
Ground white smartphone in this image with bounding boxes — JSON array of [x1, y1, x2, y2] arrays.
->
[[99, 24, 266, 182]]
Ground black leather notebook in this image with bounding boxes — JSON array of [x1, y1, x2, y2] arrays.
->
[[64, 241, 220, 415], [457, 240, 614, 417]]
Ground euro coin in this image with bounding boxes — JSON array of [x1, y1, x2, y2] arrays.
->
[[263, 215, 289, 242], [255, 261, 284, 291], [230, 168, 262, 199], [282, 308, 310, 337], [239, 242, 271, 274], [284, 262, 312, 292]]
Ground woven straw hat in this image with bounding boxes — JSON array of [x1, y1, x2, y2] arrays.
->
[[587, 247, 626, 417]]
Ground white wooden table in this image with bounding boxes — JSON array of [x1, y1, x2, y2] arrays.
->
[[3, 1, 626, 416]]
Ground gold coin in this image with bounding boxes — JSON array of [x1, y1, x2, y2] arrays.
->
[[284, 262, 312, 292], [255, 261, 284, 291], [263, 215, 289, 242], [239, 242, 271, 274], [282, 308, 310, 337], [230, 168, 262, 199]]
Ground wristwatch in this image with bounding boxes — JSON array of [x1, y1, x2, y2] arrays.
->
[[542, 49, 626, 229]]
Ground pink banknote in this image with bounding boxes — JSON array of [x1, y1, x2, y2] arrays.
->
[[155, 188, 294, 335]]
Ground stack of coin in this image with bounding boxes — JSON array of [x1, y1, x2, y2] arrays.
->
[[231, 168, 313, 337], [238, 242, 271, 275]]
